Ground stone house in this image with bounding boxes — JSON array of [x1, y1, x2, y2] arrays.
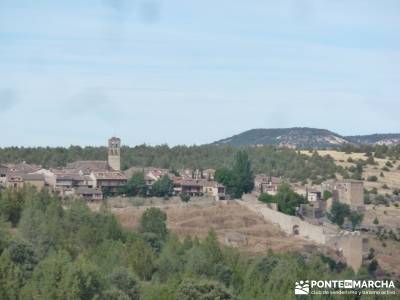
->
[[21, 174, 46, 189], [75, 186, 103, 201], [203, 181, 226, 200], [5, 174, 24, 189], [91, 171, 127, 193], [322, 179, 364, 209], [180, 179, 205, 197], [306, 188, 322, 202], [254, 174, 282, 194]]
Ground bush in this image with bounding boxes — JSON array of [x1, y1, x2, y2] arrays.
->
[[180, 194, 191, 203], [385, 161, 393, 168], [176, 279, 233, 300], [323, 190, 332, 200], [369, 187, 378, 194], [328, 202, 350, 227], [258, 193, 275, 203], [151, 175, 174, 197], [140, 208, 168, 241], [367, 176, 378, 182]]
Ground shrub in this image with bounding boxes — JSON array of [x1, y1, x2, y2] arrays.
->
[[370, 187, 378, 194], [323, 190, 332, 200], [385, 161, 393, 168], [180, 194, 191, 203], [367, 176, 378, 182]]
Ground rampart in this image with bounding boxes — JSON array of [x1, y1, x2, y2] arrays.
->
[[239, 194, 365, 271]]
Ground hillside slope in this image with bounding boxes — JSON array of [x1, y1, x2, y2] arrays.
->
[[213, 127, 350, 148], [346, 134, 400, 146]]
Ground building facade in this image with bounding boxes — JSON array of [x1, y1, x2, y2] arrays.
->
[[108, 137, 121, 171]]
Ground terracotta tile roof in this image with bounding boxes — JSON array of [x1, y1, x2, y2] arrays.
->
[[93, 171, 127, 180], [66, 161, 109, 174], [181, 179, 207, 187], [22, 174, 45, 181], [6, 163, 41, 174]]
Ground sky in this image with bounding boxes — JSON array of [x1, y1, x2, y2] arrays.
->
[[0, 0, 399, 147]]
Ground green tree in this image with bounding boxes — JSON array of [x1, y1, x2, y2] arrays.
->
[[140, 208, 168, 241], [58, 258, 103, 300], [0, 219, 10, 255], [215, 151, 254, 198], [348, 211, 364, 231], [20, 251, 72, 299], [127, 239, 155, 281], [232, 150, 254, 194], [328, 202, 351, 227], [323, 190, 332, 200], [120, 172, 147, 197], [0, 187, 30, 226], [176, 279, 233, 300], [258, 192, 275, 203], [156, 235, 185, 282], [105, 268, 140, 300], [274, 183, 306, 215], [180, 194, 191, 203], [0, 239, 38, 299], [151, 175, 174, 197], [214, 168, 236, 197], [141, 283, 176, 300]]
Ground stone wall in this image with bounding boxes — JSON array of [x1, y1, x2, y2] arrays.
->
[[239, 194, 365, 271]]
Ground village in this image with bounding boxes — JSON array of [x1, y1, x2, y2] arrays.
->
[[0, 137, 364, 207], [0, 137, 376, 272]]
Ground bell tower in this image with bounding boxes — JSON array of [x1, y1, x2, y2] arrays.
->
[[108, 137, 121, 171]]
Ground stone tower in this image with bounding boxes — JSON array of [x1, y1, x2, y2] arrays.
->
[[108, 137, 121, 171]]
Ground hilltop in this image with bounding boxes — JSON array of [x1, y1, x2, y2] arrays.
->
[[212, 127, 350, 148], [212, 128, 400, 148]]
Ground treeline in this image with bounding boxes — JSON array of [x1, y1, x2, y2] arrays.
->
[[0, 188, 385, 300], [0, 145, 341, 183]]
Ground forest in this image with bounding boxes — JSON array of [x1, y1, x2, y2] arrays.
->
[[0, 187, 391, 300], [0, 144, 343, 183]]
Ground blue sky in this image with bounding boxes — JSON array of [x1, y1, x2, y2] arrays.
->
[[0, 0, 399, 147]]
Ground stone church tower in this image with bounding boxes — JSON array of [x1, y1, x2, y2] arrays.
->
[[108, 137, 121, 171]]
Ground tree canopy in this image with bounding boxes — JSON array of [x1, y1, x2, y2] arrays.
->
[[0, 188, 378, 299]]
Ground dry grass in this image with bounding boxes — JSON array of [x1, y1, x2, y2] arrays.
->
[[363, 205, 400, 228], [89, 196, 400, 276], [301, 150, 400, 193], [109, 198, 334, 255], [367, 236, 400, 277]]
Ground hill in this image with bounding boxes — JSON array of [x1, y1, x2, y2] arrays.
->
[[345, 133, 400, 146], [212, 127, 350, 148]]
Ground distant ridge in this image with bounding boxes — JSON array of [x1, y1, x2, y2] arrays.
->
[[346, 134, 400, 146], [212, 127, 400, 148]]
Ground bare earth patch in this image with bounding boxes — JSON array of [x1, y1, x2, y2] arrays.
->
[[108, 198, 336, 256]]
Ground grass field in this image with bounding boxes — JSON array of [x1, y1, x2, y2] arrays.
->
[[301, 150, 400, 193]]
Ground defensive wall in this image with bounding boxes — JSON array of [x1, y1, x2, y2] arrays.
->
[[239, 194, 365, 271]]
